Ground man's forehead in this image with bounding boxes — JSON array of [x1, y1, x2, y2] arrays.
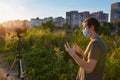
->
[[82, 23, 87, 27]]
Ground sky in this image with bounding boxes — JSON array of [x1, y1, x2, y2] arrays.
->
[[0, 0, 120, 23]]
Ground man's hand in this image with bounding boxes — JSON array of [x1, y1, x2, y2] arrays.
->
[[64, 42, 76, 57], [73, 43, 84, 56], [73, 43, 80, 53]]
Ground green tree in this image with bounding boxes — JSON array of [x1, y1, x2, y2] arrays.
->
[[41, 20, 56, 32], [99, 22, 111, 35]]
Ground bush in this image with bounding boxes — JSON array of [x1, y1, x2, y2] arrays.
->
[[1, 26, 120, 80]]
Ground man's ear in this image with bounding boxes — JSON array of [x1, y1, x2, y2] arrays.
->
[[90, 25, 94, 31]]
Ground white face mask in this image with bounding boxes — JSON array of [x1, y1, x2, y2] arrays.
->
[[82, 28, 90, 37]]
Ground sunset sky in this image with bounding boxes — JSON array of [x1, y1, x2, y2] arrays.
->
[[0, 0, 119, 23]]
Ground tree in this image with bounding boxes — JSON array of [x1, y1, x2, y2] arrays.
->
[[0, 24, 5, 47], [99, 22, 111, 35], [23, 20, 28, 28], [41, 20, 56, 32], [0, 24, 5, 36], [116, 20, 120, 28]]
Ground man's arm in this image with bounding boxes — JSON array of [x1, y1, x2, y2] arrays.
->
[[65, 43, 97, 73], [73, 43, 85, 57], [72, 53, 97, 73]]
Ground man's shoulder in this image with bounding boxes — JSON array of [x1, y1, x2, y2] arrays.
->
[[90, 39, 98, 45], [91, 37, 105, 45], [92, 37, 107, 52]]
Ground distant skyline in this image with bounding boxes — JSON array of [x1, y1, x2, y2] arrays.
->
[[0, 0, 120, 23]]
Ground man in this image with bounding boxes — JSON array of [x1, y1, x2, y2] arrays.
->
[[64, 17, 106, 80]]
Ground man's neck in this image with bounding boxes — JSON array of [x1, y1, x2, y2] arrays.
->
[[90, 32, 99, 40]]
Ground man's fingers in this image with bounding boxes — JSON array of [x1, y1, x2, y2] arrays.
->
[[73, 44, 75, 49], [64, 44, 69, 51], [74, 42, 78, 46], [64, 44, 67, 48], [73, 42, 76, 48], [66, 42, 70, 48]]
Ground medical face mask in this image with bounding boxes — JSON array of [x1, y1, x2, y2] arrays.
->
[[82, 28, 90, 37]]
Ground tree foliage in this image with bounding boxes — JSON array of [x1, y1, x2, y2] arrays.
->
[[0, 23, 120, 80]]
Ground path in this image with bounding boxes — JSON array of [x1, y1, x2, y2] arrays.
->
[[0, 61, 17, 80], [0, 65, 17, 80]]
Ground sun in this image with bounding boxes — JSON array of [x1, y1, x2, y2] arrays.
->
[[0, 0, 28, 23]]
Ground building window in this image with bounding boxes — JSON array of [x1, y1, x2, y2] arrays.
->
[[118, 7, 120, 10]]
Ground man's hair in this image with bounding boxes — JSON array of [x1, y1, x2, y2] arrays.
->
[[83, 17, 100, 34]]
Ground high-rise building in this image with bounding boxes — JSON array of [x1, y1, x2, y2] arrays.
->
[[54, 17, 65, 27], [43, 17, 53, 22], [30, 17, 43, 27], [66, 11, 108, 31], [66, 11, 82, 30], [79, 11, 90, 22], [111, 2, 120, 23], [90, 11, 108, 22]]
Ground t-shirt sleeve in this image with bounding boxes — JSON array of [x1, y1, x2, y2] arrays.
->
[[88, 41, 101, 60]]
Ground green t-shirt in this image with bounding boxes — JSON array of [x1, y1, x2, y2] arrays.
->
[[76, 36, 106, 80]]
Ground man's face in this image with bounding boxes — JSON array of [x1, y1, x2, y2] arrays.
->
[[82, 23, 90, 37], [82, 23, 94, 36], [82, 23, 89, 30]]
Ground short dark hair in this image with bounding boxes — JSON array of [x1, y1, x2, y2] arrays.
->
[[83, 17, 100, 34]]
